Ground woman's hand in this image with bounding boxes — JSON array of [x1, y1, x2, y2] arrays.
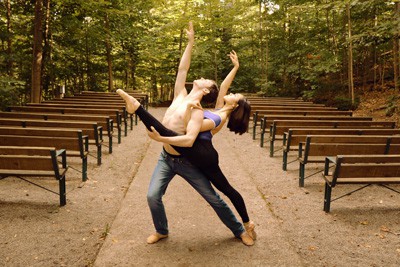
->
[[186, 21, 194, 42], [229, 50, 239, 68]]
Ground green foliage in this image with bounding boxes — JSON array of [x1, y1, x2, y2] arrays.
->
[[332, 95, 360, 111], [0, 76, 26, 111], [1, 0, 399, 104]]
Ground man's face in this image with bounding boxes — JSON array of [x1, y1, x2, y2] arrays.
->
[[194, 78, 214, 89]]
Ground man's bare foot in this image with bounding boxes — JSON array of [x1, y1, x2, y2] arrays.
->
[[244, 221, 257, 240], [240, 231, 254, 246], [116, 89, 140, 114], [146, 233, 168, 244]]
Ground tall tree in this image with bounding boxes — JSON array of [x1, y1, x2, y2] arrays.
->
[[346, 2, 354, 104], [393, 1, 400, 92], [104, 12, 113, 92], [5, 0, 13, 76], [31, 0, 44, 103]]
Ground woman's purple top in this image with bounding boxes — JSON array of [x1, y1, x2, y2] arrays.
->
[[198, 110, 222, 141]]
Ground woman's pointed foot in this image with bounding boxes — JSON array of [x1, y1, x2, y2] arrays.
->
[[244, 221, 257, 240], [116, 89, 140, 114]]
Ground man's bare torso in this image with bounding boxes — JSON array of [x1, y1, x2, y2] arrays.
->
[[162, 94, 198, 155]]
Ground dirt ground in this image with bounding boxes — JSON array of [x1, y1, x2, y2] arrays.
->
[[0, 105, 400, 267]]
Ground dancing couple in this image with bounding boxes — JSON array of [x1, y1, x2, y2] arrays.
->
[[117, 22, 256, 246]]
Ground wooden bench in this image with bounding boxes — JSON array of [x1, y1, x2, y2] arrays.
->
[[54, 97, 138, 128], [26, 103, 128, 137], [0, 127, 89, 181], [262, 117, 377, 151], [266, 120, 396, 155], [251, 110, 353, 140], [7, 106, 122, 143], [251, 105, 339, 135], [43, 98, 137, 129], [282, 128, 400, 170], [251, 105, 336, 112], [70, 92, 148, 123], [298, 135, 400, 187], [0, 146, 68, 206], [79, 90, 149, 110], [0, 111, 114, 153], [322, 155, 400, 212], [0, 118, 102, 167]]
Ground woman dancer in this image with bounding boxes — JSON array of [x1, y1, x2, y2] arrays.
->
[[117, 51, 256, 240]]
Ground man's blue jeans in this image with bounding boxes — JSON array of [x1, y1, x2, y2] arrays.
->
[[147, 150, 244, 237]]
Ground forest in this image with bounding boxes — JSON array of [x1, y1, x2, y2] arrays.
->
[[0, 0, 399, 109]]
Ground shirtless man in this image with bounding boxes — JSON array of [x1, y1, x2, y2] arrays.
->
[[117, 22, 253, 246]]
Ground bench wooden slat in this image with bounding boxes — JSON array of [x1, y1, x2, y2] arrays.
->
[[0, 155, 54, 170]]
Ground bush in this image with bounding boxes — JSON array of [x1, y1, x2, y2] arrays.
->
[[0, 76, 26, 111], [332, 95, 360, 111]]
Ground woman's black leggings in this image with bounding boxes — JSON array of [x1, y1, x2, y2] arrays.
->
[[136, 106, 249, 223]]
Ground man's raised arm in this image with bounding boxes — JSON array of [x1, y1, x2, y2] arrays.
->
[[174, 22, 195, 99]]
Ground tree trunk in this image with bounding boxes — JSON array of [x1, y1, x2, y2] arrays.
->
[[259, 1, 264, 84], [346, 3, 354, 104], [31, 0, 43, 103], [85, 19, 91, 92], [42, 0, 52, 98], [5, 0, 13, 76], [105, 13, 113, 92], [393, 2, 400, 92]]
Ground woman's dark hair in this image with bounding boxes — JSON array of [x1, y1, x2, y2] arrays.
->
[[201, 82, 219, 104], [227, 98, 251, 135]]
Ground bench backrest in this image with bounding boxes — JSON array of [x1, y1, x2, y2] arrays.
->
[[0, 112, 112, 134], [338, 154, 400, 164], [251, 106, 337, 111], [305, 135, 400, 144], [285, 129, 400, 149], [272, 120, 396, 136], [0, 126, 84, 138], [0, 118, 100, 143], [264, 116, 371, 129], [27, 103, 125, 112], [0, 146, 57, 156], [0, 155, 55, 171], [304, 143, 390, 158], [0, 135, 86, 157], [8, 106, 120, 121], [250, 102, 325, 107], [256, 110, 353, 116], [0, 146, 65, 174], [330, 155, 400, 185]]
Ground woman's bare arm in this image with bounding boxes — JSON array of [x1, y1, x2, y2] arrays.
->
[[215, 50, 239, 109]]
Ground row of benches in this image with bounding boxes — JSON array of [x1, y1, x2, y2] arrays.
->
[[0, 91, 148, 206], [246, 96, 400, 212]]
